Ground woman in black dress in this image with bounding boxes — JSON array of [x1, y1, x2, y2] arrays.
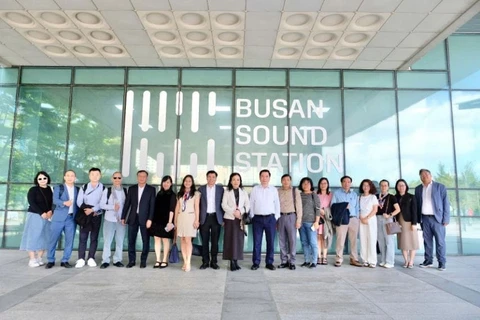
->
[[148, 175, 176, 268]]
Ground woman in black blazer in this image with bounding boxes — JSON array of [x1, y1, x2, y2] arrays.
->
[[395, 179, 419, 268]]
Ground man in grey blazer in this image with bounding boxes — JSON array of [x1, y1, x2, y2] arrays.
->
[[198, 170, 225, 270], [121, 170, 156, 269], [415, 169, 450, 271]]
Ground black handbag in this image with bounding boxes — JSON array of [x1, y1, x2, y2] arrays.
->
[[76, 203, 93, 227]]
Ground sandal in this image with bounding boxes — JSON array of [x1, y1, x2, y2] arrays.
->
[[153, 261, 161, 269], [403, 262, 408, 268], [407, 263, 414, 269], [322, 257, 328, 265], [159, 262, 168, 269]]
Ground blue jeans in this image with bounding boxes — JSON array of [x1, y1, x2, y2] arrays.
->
[[102, 220, 126, 264], [299, 222, 318, 264], [47, 215, 76, 263], [377, 215, 395, 265]]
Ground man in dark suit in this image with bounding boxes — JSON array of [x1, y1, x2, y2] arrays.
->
[[198, 170, 225, 270], [415, 169, 450, 271], [121, 170, 156, 268]]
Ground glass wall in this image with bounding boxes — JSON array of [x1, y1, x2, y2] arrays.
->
[[1, 34, 479, 254]]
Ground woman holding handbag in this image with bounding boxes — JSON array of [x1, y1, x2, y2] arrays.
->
[[222, 173, 250, 271], [395, 179, 419, 268], [376, 180, 400, 269], [174, 175, 200, 272], [359, 179, 379, 268], [299, 177, 321, 268], [316, 177, 332, 265]]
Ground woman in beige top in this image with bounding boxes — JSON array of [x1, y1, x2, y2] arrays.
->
[[174, 175, 200, 272]]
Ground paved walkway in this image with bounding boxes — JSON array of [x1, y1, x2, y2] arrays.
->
[[1, 250, 479, 319]]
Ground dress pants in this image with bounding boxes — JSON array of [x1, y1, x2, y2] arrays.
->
[[277, 214, 297, 264], [377, 215, 395, 265], [47, 215, 76, 263], [421, 215, 446, 264], [359, 216, 377, 265], [78, 215, 102, 260], [252, 214, 276, 265], [200, 214, 221, 264], [335, 217, 359, 263], [128, 214, 150, 264], [102, 220, 126, 264]]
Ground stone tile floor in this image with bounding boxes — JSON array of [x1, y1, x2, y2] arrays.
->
[[1, 250, 479, 319]]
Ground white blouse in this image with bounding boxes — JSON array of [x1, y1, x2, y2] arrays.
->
[[359, 194, 378, 218]]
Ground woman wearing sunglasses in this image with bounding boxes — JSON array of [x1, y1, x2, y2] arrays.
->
[[20, 171, 53, 267]]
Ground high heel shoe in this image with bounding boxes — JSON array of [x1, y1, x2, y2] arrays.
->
[[230, 260, 237, 271], [234, 260, 241, 270]]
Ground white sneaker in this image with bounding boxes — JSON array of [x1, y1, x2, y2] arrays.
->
[[36, 258, 45, 266], [75, 259, 85, 268], [87, 258, 97, 267], [379, 262, 386, 267], [28, 259, 40, 268], [383, 263, 394, 268]]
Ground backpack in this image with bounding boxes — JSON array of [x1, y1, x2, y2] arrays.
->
[[106, 187, 127, 205]]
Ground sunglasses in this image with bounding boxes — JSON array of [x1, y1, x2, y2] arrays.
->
[[113, 177, 122, 179], [37, 177, 48, 181]]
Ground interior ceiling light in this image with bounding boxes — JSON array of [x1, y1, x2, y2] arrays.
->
[[5, 12, 33, 25], [190, 47, 210, 55], [281, 32, 304, 43], [161, 47, 181, 55], [90, 30, 113, 41], [73, 45, 95, 54], [44, 45, 67, 54], [356, 14, 381, 27], [219, 47, 239, 55], [215, 13, 240, 26], [217, 32, 239, 42], [344, 33, 368, 43], [278, 48, 298, 56], [336, 48, 357, 57], [186, 31, 208, 42], [75, 12, 100, 25], [286, 14, 310, 26], [59, 30, 82, 41], [313, 33, 336, 43], [40, 12, 67, 25], [181, 13, 204, 25], [27, 30, 51, 41], [306, 48, 327, 56], [154, 31, 176, 42], [146, 13, 170, 26], [103, 46, 123, 54], [321, 14, 345, 27]]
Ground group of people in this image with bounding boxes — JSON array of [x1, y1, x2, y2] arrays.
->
[[20, 167, 450, 272]]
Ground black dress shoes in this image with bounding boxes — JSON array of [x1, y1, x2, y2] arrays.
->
[[266, 264, 276, 271], [60, 262, 73, 268], [140, 262, 146, 268], [289, 264, 296, 270], [278, 263, 290, 269], [251, 264, 259, 270], [234, 260, 241, 270], [126, 262, 135, 268], [309, 263, 316, 268], [230, 260, 237, 271], [100, 263, 109, 269], [45, 262, 54, 269], [200, 262, 209, 270], [300, 262, 309, 267], [113, 262, 124, 267], [210, 262, 220, 270]]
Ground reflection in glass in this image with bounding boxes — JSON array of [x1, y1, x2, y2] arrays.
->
[[449, 34, 480, 89], [7, 184, 30, 210], [460, 218, 480, 254], [0, 185, 6, 210], [178, 88, 233, 185], [4, 210, 26, 248], [11, 86, 69, 183], [452, 91, 480, 188], [398, 90, 455, 187], [344, 90, 399, 184], [0, 87, 16, 182], [68, 87, 123, 183]]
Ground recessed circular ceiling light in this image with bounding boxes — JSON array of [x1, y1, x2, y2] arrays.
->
[[335, 48, 357, 57], [75, 12, 101, 25], [103, 46, 123, 54], [5, 12, 33, 25], [219, 47, 239, 55], [278, 48, 298, 56], [44, 45, 66, 54], [313, 33, 336, 43], [190, 47, 210, 55], [181, 13, 204, 26], [356, 14, 381, 27], [90, 30, 113, 41], [286, 14, 310, 26], [216, 13, 240, 26], [217, 32, 239, 42], [73, 45, 95, 54], [145, 13, 170, 26], [40, 12, 67, 25], [161, 47, 181, 55], [186, 31, 208, 42], [153, 31, 176, 42], [320, 14, 346, 27], [281, 32, 304, 43], [27, 30, 51, 41], [59, 30, 82, 41], [306, 48, 327, 57], [344, 33, 368, 43]]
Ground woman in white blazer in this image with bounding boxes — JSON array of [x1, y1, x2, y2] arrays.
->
[[222, 172, 250, 271]]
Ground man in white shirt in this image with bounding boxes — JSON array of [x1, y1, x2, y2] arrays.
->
[[99, 172, 127, 269], [249, 169, 281, 271]]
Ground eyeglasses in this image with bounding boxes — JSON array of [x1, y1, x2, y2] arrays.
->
[[113, 177, 122, 179], [37, 177, 47, 181]]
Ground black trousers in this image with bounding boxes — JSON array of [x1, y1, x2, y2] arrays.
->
[[200, 214, 221, 263], [128, 214, 150, 264], [78, 215, 102, 260]]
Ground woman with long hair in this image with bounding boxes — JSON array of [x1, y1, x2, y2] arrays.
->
[[149, 175, 176, 269], [316, 177, 332, 265], [221, 173, 250, 271], [359, 179, 379, 268], [20, 171, 53, 267], [174, 175, 200, 272], [298, 177, 321, 268]]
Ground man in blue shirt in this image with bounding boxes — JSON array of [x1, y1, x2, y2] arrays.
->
[[331, 176, 362, 267]]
